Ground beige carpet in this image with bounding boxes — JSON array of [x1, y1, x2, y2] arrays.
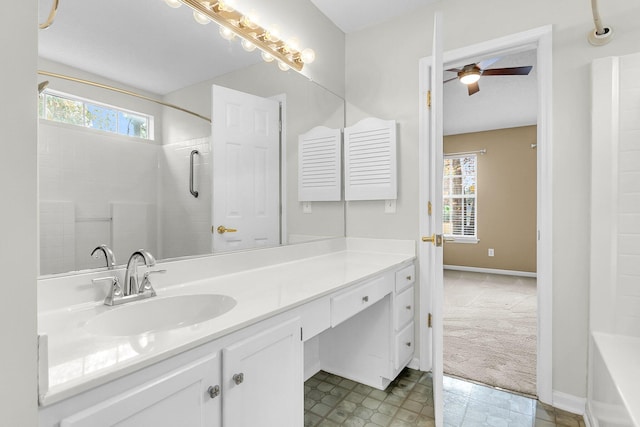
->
[[443, 270, 537, 396]]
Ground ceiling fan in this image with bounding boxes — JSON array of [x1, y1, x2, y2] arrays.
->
[[445, 57, 533, 96]]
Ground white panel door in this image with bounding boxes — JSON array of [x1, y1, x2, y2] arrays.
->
[[222, 318, 303, 427], [419, 12, 444, 427], [212, 85, 280, 252]]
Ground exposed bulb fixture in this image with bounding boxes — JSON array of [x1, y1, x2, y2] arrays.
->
[[241, 38, 257, 52], [219, 25, 236, 40], [193, 11, 210, 24], [458, 66, 481, 85], [300, 48, 316, 64], [164, 0, 182, 8], [168, 0, 315, 72]]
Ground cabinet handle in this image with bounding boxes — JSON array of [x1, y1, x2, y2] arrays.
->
[[406, 275, 412, 281], [233, 373, 244, 385], [207, 385, 220, 399], [362, 296, 369, 303], [406, 342, 412, 347], [405, 305, 412, 310]]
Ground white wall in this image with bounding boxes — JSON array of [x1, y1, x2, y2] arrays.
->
[[344, 0, 640, 399], [0, 2, 38, 424]]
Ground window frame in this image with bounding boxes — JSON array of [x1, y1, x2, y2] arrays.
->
[[443, 153, 479, 244], [38, 89, 154, 141]]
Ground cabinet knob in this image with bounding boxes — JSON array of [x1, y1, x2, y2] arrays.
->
[[405, 305, 412, 310], [405, 342, 412, 347], [233, 373, 244, 385], [406, 275, 412, 281], [207, 385, 220, 399], [362, 296, 369, 303]]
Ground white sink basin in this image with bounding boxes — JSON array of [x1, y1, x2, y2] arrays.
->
[[85, 294, 237, 336]]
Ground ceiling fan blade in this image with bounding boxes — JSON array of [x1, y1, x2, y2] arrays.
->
[[444, 76, 458, 84], [468, 82, 480, 96], [481, 66, 533, 76], [477, 57, 501, 70], [446, 67, 462, 73]]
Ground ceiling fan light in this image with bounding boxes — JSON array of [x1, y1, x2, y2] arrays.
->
[[459, 71, 481, 85]]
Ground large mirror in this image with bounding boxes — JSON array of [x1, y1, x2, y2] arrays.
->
[[37, 0, 345, 276]]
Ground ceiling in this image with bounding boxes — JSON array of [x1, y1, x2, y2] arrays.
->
[[38, 0, 536, 135], [310, 0, 436, 33]]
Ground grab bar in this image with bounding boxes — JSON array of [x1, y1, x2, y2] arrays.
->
[[190, 150, 199, 198]]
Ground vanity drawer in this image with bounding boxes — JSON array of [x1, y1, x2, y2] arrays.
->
[[395, 322, 415, 370], [395, 264, 415, 293], [394, 287, 414, 331], [331, 274, 392, 327]]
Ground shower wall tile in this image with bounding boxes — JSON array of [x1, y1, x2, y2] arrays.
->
[[39, 121, 158, 274]]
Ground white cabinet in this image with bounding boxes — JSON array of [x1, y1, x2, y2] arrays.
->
[[57, 353, 221, 427], [40, 317, 303, 427], [222, 317, 302, 427], [318, 262, 416, 390]]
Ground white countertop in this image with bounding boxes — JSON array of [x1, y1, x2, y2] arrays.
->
[[38, 242, 415, 406]]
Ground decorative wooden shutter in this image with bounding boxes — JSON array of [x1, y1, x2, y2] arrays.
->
[[298, 126, 342, 201], [344, 117, 397, 201]]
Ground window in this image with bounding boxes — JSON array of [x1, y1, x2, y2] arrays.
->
[[443, 155, 477, 241], [39, 91, 152, 140]]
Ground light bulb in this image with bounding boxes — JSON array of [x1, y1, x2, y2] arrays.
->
[[164, 0, 182, 8], [240, 15, 258, 30], [261, 51, 274, 62], [459, 72, 480, 85], [266, 25, 281, 42], [300, 48, 315, 64], [278, 61, 290, 72], [219, 26, 236, 41], [241, 38, 256, 52], [193, 11, 210, 25], [286, 37, 301, 52]]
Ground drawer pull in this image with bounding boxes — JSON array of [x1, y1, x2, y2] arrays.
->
[[362, 296, 369, 303], [405, 342, 412, 347], [233, 373, 244, 385], [406, 275, 412, 281], [207, 385, 220, 399], [405, 305, 412, 310]]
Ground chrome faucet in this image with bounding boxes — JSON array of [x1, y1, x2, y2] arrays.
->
[[91, 244, 116, 269], [124, 249, 156, 296]]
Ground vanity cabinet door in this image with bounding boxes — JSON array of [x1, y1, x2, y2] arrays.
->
[[222, 317, 303, 427], [58, 353, 221, 427]]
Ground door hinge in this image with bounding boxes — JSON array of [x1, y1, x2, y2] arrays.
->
[[427, 201, 432, 216], [428, 313, 432, 328], [427, 91, 431, 108], [211, 225, 214, 234]]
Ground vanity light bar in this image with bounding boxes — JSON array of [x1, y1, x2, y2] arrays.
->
[[179, 0, 306, 72]]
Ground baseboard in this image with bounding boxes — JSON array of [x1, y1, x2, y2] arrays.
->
[[553, 390, 586, 415], [584, 401, 596, 427], [444, 265, 537, 278]]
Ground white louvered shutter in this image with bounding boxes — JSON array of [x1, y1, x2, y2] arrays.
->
[[298, 126, 342, 201], [344, 117, 397, 201]]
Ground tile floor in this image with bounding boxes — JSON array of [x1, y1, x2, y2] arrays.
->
[[304, 369, 585, 427]]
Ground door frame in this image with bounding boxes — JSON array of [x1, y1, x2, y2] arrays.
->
[[418, 25, 553, 404]]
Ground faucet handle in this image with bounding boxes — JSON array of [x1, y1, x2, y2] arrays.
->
[[92, 276, 122, 306], [139, 269, 166, 294]]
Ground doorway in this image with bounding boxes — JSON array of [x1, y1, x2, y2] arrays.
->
[[418, 25, 553, 412]]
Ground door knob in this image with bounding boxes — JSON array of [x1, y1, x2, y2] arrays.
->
[[217, 225, 238, 234], [421, 234, 443, 247]]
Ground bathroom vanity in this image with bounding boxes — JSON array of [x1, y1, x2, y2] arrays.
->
[[37, 238, 417, 426]]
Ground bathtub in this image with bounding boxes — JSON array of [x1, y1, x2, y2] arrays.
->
[[588, 332, 639, 427]]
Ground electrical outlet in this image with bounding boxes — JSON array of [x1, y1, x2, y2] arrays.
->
[[488, 248, 495, 257]]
